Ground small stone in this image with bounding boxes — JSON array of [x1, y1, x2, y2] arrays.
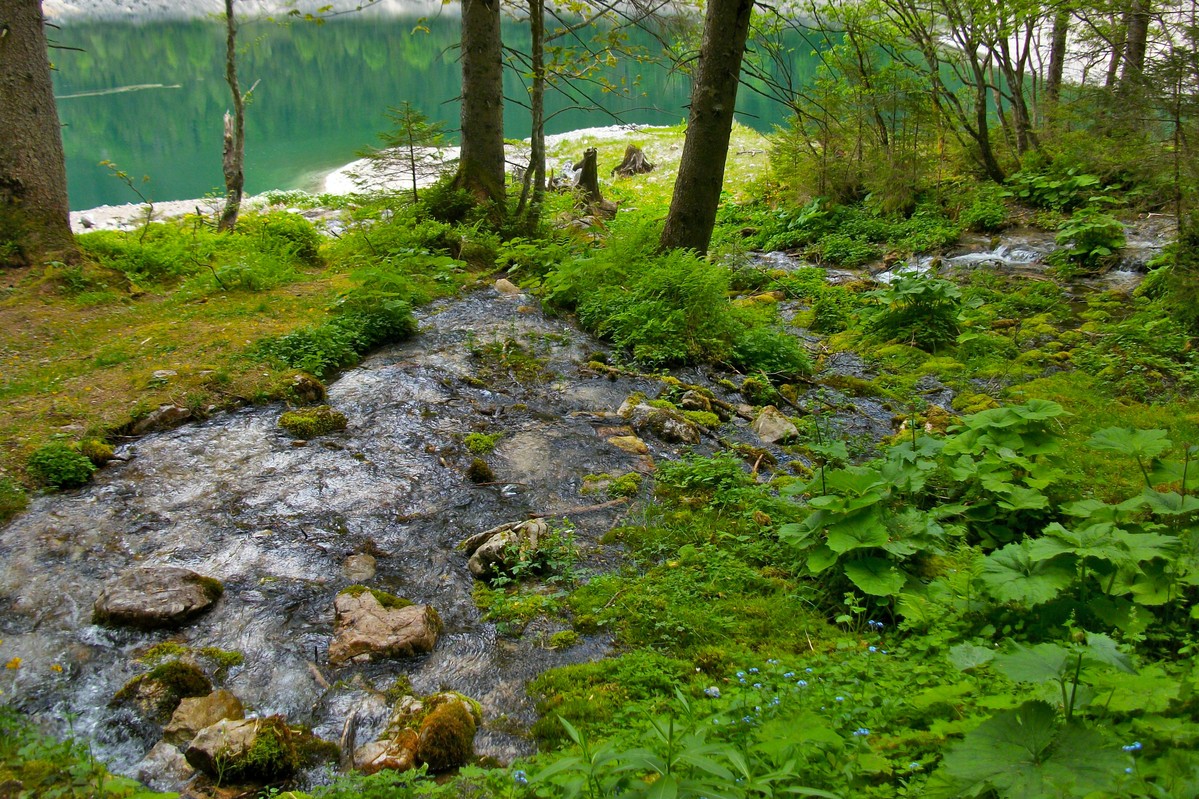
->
[[163, 689, 245, 746], [678, 390, 712, 413], [752, 406, 798, 444], [135, 742, 194, 791], [290, 373, 327, 405], [608, 435, 649, 455], [342, 553, 377, 583], [130, 404, 192, 435], [151, 369, 177, 381], [494, 278, 522, 295]]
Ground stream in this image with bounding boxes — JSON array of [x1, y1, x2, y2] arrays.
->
[[0, 216, 1174, 792]]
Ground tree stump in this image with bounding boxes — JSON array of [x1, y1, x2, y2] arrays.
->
[[572, 148, 617, 218], [612, 145, 654, 177]]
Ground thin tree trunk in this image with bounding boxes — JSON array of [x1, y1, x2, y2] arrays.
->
[[0, 0, 76, 266], [452, 0, 506, 211], [660, 0, 754, 254], [218, 0, 245, 232], [1046, 9, 1069, 101], [1119, 0, 1151, 88], [516, 0, 545, 221], [1105, 8, 1130, 88]]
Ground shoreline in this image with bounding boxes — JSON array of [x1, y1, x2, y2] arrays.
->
[[70, 124, 671, 233]]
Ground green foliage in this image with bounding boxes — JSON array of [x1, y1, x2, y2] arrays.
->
[[0, 476, 29, 521], [278, 405, 348, 439], [866, 273, 961, 351], [1053, 208, 1125, 268], [959, 184, 1010, 232], [0, 707, 177, 799], [26, 443, 96, 489], [1007, 167, 1104, 211], [731, 326, 811, 379]]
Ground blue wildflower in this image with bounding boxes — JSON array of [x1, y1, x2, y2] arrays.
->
[[704, 686, 721, 698], [853, 728, 870, 736], [797, 679, 808, 687], [1122, 742, 1143, 752], [749, 667, 760, 674], [909, 762, 921, 770], [868, 646, 877, 653], [742, 716, 753, 724], [753, 682, 763, 689], [513, 770, 529, 786], [736, 671, 746, 678], [805, 667, 814, 673], [1125, 767, 1134, 774], [835, 696, 845, 702], [767, 659, 779, 665], [771, 696, 780, 706], [783, 672, 795, 678]]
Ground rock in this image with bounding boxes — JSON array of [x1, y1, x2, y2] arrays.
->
[[185, 716, 300, 782], [494, 278, 522, 296], [752, 406, 798, 444], [328, 590, 441, 665], [342, 553, 377, 583], [135, 742, 195, 791], [608, 435, 649, 455], [458, 519, 548, 579], [163, 689, 245, 746], [113, 660, 212, 723], [130, 404, 192, 435], [355, 691, 481, 775], [617, 398, 702, 445], [93, 567, 223, 629], [151, 369, 177, 381], [290, 373, 327, 404], [678, 390, 712, 413]]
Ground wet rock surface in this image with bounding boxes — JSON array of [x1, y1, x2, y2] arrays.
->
[[328, 591, 441, 665], [93, 567, 223, 629]]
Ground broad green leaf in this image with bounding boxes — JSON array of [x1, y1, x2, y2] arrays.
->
[[1090, 664, 1179, 713], [912, 681, 975, 708], [1139, 489, 1199, 516], [981, 541, 1076, 605], [1086, 427, 1172, 459], [825, 513, 890, 554], [843, 557, 907, 596], [996, 485, 1049, 511], [949, 643, 997, 672], [805, 544, 838, 573], [994, 643, 1072, 684], [1083, 632, 1136, 674]]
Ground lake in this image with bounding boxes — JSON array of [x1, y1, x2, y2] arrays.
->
[[52, 13, 806, 210]]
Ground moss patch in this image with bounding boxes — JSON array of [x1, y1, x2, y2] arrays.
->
[[339, 584, 414, 610], [278, 404, 347, 439]]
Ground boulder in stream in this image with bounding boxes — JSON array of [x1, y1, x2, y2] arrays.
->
[[617, 397, 702, 445], [354, 691, 482, 775], [135, 741, 195, 791], [752, 406, 798, 444], [112, 660, 212, 723], [130, 404, 193, 435], [163, 688, 245, 746], [328, 587, 441, 665], [184, 716, 300, 783], [93, 566, 223, 629], [457, 518, 549, 579]]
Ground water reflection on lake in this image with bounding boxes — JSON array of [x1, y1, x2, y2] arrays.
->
[[52, 14, 799, 210]]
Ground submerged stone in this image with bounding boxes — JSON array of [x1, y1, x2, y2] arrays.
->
[[93, 567, 223, 629], [163, 689, 245, 746], [328, 590, 441, 665]]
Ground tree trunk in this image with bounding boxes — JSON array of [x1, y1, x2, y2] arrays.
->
[[452, 0, 506, 211], [516, 0, 545, 222], [1046, 9, 1069, 102], [218, 0, 245, 233], [1119, 0, 1151, 88], [659, 0, 754, 254], [0, 0, 76, 266]]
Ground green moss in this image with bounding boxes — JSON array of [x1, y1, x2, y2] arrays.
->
[[79, 438, 115, 465], [682, 410, 721, 429], [136, 642, 190, 665], [113, 659, 211, 721], [197, 575, 225, 602], [740, 375, 777, 406], [416, 700, 477, 772], [278, 404, 347, 440], [607, 472, 643, 499], [463, 431, 503, 454], [548, 630, 580, 649], [145, 660, 212, 698], [339, 584, 414, 610], [384, 674, 416, 704], [226, 716, 301, 782], [466, 458, 495, 483]]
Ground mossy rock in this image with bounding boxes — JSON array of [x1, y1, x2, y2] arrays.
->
[[339, 584, 413, 611], [186, 716, 301, 783], [79, 438, 116, 465], [416, 700, 477, 772], [278, 405, 347, 440], [113, 660, 212, 723], [466, 458, 495, 483]]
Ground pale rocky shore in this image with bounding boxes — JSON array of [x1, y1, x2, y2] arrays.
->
[[45, 0, 449, 20]]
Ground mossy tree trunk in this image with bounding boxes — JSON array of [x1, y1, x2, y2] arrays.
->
[[452, 0, 506, 214], [659, 0, 753, 255], [0, 0, 77, 266]]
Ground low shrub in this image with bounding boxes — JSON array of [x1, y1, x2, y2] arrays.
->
[[27, 443, 96, 489]]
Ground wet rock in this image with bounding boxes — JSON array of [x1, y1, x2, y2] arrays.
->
[[113, 660, 212, 723], [608, 435, 649, 455], [617, 398, 701, 445], [494, 278, 522, 296], [355, 691, 481, 775], [342, 553, 377, 583], [458, 518, 549, 579], [752, 406, 798, 444], [131, 404, 192, 435], [185, 716, 299, 782], [290, 373, 327, 405], [679, 390, 713, 413], [328, 590, 441, 665], [163, 689, 245, 746], [93, 567, 223, 629], [135, 741, 195, 790]]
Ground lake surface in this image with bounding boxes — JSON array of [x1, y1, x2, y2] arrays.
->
[[52, 14, 806, 210]]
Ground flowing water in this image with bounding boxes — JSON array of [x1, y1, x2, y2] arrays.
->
[[0, 214, 1177, 790]]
